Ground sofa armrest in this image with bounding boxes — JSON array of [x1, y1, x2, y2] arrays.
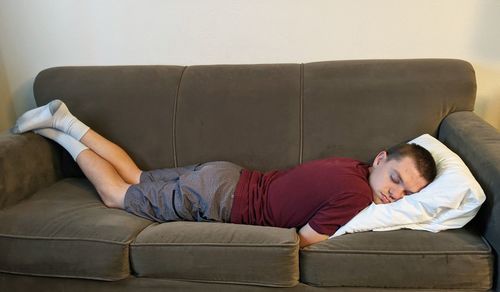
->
[[0, 132, 63, 209], [439, 111, 500, 277]]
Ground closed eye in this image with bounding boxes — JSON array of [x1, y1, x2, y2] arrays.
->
[[392, 170, 414, 196], [391, 173, 400, 184]]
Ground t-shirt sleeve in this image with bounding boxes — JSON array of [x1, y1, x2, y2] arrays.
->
[[308, 192, 370, 236]]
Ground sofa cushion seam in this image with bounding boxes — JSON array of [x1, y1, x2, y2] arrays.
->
[[0, 233, 133, 245], [131, 243, 298, 248], [302, 249, 491, 255], [172, 66, 187, 168], [148, 276, 298, 288], [0, 269, 127, 282]]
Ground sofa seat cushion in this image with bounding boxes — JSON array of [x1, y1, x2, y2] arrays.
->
[[300, 229, 493, 290], [0, 178, 153, 281], [130, 222, 300, 287]]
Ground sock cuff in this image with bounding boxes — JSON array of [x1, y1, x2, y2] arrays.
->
[[69, 142, 89, 161], [35, 128, 89, 161], [73, 125, 90, 141]]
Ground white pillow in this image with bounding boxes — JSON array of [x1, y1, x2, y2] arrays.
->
[[330, 134, 485, 238]]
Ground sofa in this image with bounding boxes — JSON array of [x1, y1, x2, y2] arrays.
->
[[0, 59, 498, 291]]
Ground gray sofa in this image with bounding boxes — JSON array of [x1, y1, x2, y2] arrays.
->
[[0, 59, 498, 291]]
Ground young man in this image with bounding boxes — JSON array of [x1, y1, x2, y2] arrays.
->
[[12, 100, 437, 247]]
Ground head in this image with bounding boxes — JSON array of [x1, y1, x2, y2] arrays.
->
[[369, 143, 437, 204]]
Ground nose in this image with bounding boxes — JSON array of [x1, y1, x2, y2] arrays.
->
[[389, 185, 405, 201]]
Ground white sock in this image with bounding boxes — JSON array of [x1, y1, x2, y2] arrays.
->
[[11, 100, 60, 133], [34, 128, 89, 161], [12, 99, 90, 141]]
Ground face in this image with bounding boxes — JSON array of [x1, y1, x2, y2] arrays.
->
[[369, 151, 429, 204]]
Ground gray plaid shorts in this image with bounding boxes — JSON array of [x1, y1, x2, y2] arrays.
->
[[123, 161, 243, 222]]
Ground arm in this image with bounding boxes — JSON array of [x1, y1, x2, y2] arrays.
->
[[0, 132, 62, 209], [298, 223, 329, 248]]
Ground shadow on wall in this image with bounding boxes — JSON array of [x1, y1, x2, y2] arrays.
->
[[472, 1, 500, 60], [473, 65, 500, 129], [0, 50, 16, 133], [470, 1, 500, 129]]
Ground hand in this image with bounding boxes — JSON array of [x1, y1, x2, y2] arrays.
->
[[298, 223, 329, 248]]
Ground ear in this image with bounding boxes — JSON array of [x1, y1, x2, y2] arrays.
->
[[372, 151, 388, 167]]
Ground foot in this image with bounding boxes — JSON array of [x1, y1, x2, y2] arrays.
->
[[11, 100, 64, 134], [11, 99, 90, 140]]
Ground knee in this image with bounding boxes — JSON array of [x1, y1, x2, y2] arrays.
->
[[101, 195, 120, 209], [97, 184, 127, 209]]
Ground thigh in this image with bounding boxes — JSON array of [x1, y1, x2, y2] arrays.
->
[[123, 180, 181, 222], [124, 161, 243, 223], [178, 161, 243, 222], [140, 164, 200, 183]]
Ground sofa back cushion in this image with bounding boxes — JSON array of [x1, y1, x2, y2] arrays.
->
[[175, 64, 301, 170], [34, 59, 476, 172], [34, 65, 184, 171], [302, 59, 475, 163]]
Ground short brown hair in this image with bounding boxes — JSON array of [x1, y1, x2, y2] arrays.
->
[[386, 143, 437, 184]]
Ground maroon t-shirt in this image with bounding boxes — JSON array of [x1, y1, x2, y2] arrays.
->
[[230, 157, 373, 236]]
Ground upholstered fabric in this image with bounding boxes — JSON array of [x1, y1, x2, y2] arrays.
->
[[0, 178, 152, 280], [130, 222, 300, 287], [33, 59, 476, 173], [33, 66, 185, 171], [0, 132, 62, 209], [175, 64, 301, 170], [302, 59, 476, 163], [3, 272, 475, 292], [439, 111, 500, 289], [300, 229, 493, 289], [0, 59, 493, 291]]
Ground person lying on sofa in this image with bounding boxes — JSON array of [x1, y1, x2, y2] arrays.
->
[[11, 100, 437, 247]]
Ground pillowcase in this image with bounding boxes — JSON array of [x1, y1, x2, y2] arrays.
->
[[331, 134, 485, 238]]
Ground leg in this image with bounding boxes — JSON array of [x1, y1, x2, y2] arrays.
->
[[80, 129, 142, 185], [76, 149, 130, 209], [177, 161, 243, 222], [12, 100, 89, 140], [33, 128, 129, 209], [141, 164, 199, 183], [13, 99, 142, 184]]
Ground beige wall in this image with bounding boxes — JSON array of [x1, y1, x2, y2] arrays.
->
[[0, 48, 16, 133], [0, 0, 499, 132]]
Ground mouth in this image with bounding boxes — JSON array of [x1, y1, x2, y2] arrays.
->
[[379, 192, 390, 204]]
